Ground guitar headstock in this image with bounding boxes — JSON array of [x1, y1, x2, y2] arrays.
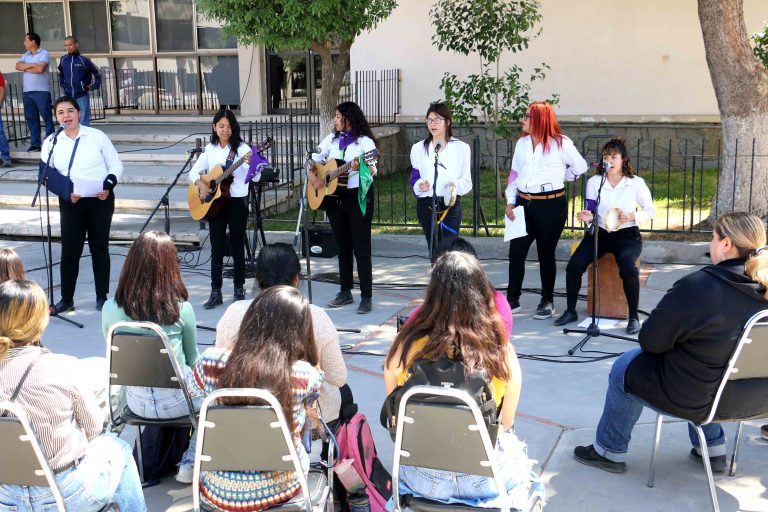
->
[[361, 148, 379, 164], [253, 136, 273, 154]]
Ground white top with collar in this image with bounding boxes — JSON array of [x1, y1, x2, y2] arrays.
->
[[505, 135, 588, 205], [41, 125, 123, 182], [587, 174, 655, 229], [189, 142, 251, 198], [410, 138, 472, 200], [310, 133, 377, 189]]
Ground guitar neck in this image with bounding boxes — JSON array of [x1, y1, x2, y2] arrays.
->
[[215, 151, 252, 184], [328, 160, 354, 180]]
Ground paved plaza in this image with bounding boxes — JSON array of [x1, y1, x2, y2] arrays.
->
[[1, 233, 767, 512]]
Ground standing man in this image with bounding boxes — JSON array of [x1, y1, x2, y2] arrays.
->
[[58, 36, 101, 126], [16, 32, 54, 152], [0, 71, 12, 167]]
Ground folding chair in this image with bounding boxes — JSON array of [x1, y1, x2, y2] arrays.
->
[[392, 385, 543, 512], [192, 388, 332, 512], [647, 309, 768, 512], [0, 401, 117, 512], [106, 320, 198, 484]]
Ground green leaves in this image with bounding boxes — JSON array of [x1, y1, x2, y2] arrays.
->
[[752, 26, 768, 68]]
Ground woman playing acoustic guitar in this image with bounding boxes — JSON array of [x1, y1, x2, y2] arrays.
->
[[190, 110, 252, 310]]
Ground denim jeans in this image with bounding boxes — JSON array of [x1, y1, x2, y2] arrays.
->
[[0, 112, 10, 159], [0, 434, 146, 511], [76, 95, 91, 127], [126, 385, 202, 468], [22, 91, 54, 148], [594, 348, 726, 463]]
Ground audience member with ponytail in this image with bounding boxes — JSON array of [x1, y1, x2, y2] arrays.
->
[[0, 248, 25, 282], [575, 212, 768, 475]]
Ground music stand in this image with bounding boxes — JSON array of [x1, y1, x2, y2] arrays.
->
[[244, 169, 279, 273]]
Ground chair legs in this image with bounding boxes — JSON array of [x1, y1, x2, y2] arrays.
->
[[647, 413, 663, 487], [729, 420, 744, 477], [135, 426, 146, 484], [694, 425, 720, 512]]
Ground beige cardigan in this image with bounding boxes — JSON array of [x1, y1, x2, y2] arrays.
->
[[215, 301, 347, 421]]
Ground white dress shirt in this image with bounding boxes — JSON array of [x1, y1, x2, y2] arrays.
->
[[310, 133, 377, 189], [586, 174, 655, 229], [189, 142, 251, 198], [505, 135, 588, 204], [41, 125, 123, 182], [410, 138, 472, 200]]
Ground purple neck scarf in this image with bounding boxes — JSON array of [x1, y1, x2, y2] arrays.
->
[[338, 130, 355, 152]]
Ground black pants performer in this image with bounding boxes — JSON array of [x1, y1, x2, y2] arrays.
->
[[209, 196, 248, 289], [58, 192, 115, 302], [565, 226, 642, 318], [507, 192, 567, 305], [416, 196, 462, 251], [326, 186, 374, 298]]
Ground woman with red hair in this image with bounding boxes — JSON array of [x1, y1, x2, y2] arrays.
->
[[505, 101, 588, 319]]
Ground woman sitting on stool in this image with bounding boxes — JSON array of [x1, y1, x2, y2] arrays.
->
[[554, 138, 654, 334]]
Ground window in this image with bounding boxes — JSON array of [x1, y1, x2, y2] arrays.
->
[[26, 2, 66, 49], [155, 0, 195, 52], [110, 0, 150, 51], [70, 1, 110, 53], [201, 56, 240, 109], [0, 3, 25, 54], [196, 14, 236, 50]]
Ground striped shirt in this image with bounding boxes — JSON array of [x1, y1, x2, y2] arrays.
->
[[0, 346, 102, 471]]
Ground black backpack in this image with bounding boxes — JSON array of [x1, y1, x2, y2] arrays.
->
[[379, 356, 500, 443]]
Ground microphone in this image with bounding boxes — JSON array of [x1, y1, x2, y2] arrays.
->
[[54, 123, 67, 138], [598, 161, 610, 175], [187, 148, 204, 155], [435, 142, 442, 152]]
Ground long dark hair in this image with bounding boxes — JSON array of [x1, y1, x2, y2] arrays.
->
[[335, 101, 376, 145], [601, 138, 635, 178], [217, 286, 318, 419], [386, 251, 510, 381], [210, 109, 244, 152], [114, 231, 188, 325], [422, 102, 453, 153], [255, 243, 300, 291]]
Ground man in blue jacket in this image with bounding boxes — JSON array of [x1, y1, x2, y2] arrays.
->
[[58, 36, 101, 126]]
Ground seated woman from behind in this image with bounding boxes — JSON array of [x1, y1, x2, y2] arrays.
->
[[189, 285, 323, 511], [0, 280, 146, 511], [384, 251, 544, 509], [0, 248, 25, 283]]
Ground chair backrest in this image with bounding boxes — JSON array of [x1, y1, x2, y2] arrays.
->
[[391, 386, 511, 511], [106, 321, 196, 424], [192, 388, 316, 512], [0, 401, 66, 511], [707, 309, 768, 424]]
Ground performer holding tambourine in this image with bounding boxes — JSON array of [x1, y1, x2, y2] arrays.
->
[[554, 138, 655, 334], [409, 102, 471, 251]]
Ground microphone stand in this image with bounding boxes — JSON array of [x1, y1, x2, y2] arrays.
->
[[294, 164, 313, 303], [140, 146, 200, 234], [427, 143, 441, 260], [564, 168, 634, 353], [31, 128, 83, 329]]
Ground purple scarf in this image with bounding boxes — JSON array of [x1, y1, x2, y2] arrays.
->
[[338, 130, 355, 152]]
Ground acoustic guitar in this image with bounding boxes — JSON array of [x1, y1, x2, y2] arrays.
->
[[188, 137, 272, 221], [306, 149, 379, 211]]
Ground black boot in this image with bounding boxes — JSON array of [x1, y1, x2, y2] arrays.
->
[[204, 288, 223, 310], [234, 286, 246, 301]]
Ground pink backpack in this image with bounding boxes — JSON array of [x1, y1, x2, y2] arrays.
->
[[335, 413, 392, 512]]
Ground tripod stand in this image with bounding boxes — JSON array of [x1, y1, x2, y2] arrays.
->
[[294, 169, 314, 303], [31, 137, 83, 329], [564, 169, 635, 354], [140, 148, 199, 234]]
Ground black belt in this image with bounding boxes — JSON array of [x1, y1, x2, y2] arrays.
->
[[53, 458, 80, 474]]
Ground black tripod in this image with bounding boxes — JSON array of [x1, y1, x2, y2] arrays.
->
[[243, 175, 279, 275], [140, 147, 200, 234], [564, 166, 635, 354], [31, 134, 83, 329]]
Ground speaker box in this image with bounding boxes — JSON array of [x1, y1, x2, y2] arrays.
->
[[302, 227, 337, 258]]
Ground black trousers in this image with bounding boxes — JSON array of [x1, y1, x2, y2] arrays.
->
[[58, 192, 115, 302], [565, 226, 642, 317], [325, 186, 374, 298], [209, 195, 248, 289], [507, 194, 567, 304], [416, 196, 462, 252]]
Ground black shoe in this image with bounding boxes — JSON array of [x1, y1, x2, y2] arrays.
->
[[554, 310, 578, 326], [204, 288, 223, 310], [574, 445, 627, 474], [234, 287, 246, 301], [761, 424, 768, 441], [509, 299, 521, 314], [357, 297, 372, 314], [626, 317, 641, 334], [50, 299, 75, 315], [2, 158, 11, 168], [327, 291, 353, 308], [96, 297, 107, 311], [27, 145, 41, 152], [533, 300, 555, 320], [689, 448, 727, 473]]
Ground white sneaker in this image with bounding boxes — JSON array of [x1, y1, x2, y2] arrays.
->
[[175, 464, 194, 484]]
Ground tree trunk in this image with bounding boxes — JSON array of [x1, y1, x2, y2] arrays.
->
[[312, 41, 352, 137], [698, 0, 768, 220]]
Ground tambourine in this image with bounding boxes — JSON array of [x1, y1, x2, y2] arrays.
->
[[604, 207, 623, 232], [446, 184, 457, 207]]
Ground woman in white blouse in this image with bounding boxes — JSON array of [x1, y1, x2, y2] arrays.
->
[[410, 102, 472, 250], [42, 96, 123, 315], [190, 110, 251, 310], [505, 101, 588, 319], [553, 138, 655, 334]]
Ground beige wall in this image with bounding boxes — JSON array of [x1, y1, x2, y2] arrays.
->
[[350, 0, 768, 121]]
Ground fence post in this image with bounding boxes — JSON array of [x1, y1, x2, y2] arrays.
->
[[473, 136, 481, 237], [690, 156, 696, 232]]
